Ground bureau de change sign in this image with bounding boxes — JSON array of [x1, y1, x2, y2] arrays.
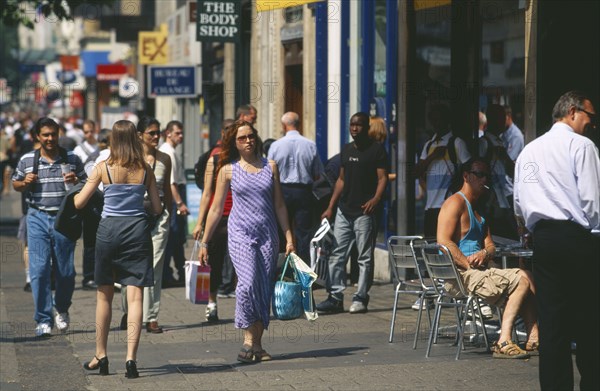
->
[[147, 66, 198, 98], [196, 0, 241, 42]]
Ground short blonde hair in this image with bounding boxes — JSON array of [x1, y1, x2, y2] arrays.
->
[[369, 116, 387, 143]]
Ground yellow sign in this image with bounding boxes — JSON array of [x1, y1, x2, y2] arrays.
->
[[138, 24, 168, 65], [414, 0, 451, 11], [256, 0, 323, 12]]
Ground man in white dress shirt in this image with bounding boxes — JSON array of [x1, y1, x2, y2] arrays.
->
[[514, 91, 599, 391], [160, 120, 189, 286]]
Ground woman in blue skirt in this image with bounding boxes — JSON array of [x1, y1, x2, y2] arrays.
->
[[74, 120, 162, 378]]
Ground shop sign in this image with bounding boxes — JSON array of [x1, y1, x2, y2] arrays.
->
[[139, 24, 168, 65], [97, 64, 128, 81], [196, 0, 240, 42], [147, 66, 197, 98]]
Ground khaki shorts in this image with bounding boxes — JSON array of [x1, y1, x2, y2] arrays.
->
[[445, 267, 522, 307]]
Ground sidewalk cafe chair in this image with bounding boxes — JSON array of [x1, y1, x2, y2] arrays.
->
[[420, 243, 492, 360], [387, 236, 437, 347]]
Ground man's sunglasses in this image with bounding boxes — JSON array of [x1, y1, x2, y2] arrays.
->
[[469, 171, 491, 179], [145, 130, 161, 137]]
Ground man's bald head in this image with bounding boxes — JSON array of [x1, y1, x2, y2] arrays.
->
[[281, 112, 300, 132]]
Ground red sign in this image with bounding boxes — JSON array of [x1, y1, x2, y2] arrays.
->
[[71, 91, 84, 108], [96, 64, 127, 81], [60, 55, 79, 71]]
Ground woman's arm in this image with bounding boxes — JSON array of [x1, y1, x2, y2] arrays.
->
[[145, 165, 162, 215], [199, 164, 231, 265], [74, 162, 103, 209], [270, 160, 294, 255], [192, 156, 216, 240]]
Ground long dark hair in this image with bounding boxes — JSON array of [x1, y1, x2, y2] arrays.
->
[[216, 120, 262, 173]]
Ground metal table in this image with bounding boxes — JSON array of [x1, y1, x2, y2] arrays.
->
[[492, 235, 533, 269]]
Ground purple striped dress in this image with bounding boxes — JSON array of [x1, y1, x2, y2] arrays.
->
[[228, 158, 279, 329]]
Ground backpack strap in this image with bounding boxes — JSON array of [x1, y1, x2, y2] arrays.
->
[[447, 135, 457, 165], [31, 148, 41, 175]]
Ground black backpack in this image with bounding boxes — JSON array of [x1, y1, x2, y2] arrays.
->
[[194, 147, 218, 190]]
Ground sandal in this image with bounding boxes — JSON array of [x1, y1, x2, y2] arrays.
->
[[493, 340, 530, 359], [525, 341, 540, 356], [254, 349, 272, 362], [237, 345, 256, 364]]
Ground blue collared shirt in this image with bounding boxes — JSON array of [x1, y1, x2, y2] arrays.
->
[[13, 150, 87, 211], [267, 130, 324, 184]]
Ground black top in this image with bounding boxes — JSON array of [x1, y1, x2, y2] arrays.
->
[[339, 141, 388, 217]]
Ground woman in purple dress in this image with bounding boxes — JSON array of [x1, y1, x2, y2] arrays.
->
[[199, 120, 294, 363]]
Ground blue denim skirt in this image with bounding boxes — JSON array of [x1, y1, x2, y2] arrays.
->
[[95, 215, 154, 287]]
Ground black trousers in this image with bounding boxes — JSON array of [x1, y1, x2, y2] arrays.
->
[[533, 220, 599, 391]]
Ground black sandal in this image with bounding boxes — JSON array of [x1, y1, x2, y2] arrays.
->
[[237, 345, 256, 363]]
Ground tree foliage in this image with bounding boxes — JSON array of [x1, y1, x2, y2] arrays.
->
[[1, 0, 114, 29]]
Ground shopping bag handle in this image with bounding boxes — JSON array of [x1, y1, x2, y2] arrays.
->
[[188, 240, 201, 263], [279, 253, 298, 282]]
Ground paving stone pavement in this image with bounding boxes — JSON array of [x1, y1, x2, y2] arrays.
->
[[0, 189, 580, 390]]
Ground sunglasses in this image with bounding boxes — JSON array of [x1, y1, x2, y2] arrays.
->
[[236, 133, 256, 142], [469, 171, 491, 179], [145, 130, 161, 137], [578, 108, 597, 122]]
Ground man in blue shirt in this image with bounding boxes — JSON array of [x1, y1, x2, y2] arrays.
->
[[268, 112, 324, 262], [13, 117, 86, 337]]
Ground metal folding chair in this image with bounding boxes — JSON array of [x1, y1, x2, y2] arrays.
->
[[387, 236, 437, 348], [420, 243, 492, 360]]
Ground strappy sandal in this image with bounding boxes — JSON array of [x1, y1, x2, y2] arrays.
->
[[525, 341, 540, 356], [493, 340, 530, 359], [254, 349, 272, 362], [237, 345, 256, 364]]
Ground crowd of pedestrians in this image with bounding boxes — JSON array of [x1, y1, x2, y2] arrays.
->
[[2, 90, 598, 390]]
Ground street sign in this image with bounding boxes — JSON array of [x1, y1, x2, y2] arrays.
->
[[147, 66, 197, 98], [196, 0, 240, 42], [139, 24, 168, 65]]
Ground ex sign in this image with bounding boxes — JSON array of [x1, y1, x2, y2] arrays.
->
[[139, 24, 168, 65], [147, 66, 198, 98], [196, 0, 240, 42]]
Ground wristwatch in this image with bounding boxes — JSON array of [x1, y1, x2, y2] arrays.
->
[[176, 201, 183, 207]]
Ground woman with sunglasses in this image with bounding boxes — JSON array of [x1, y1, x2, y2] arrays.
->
[[74, 120, 163, 378], [199, 120, 295, 363]]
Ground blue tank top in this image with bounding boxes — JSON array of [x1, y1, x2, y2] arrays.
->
[[456, 191, 486, 256], [102, 162, 147, 218]]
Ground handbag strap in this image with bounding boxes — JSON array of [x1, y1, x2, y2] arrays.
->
[[279, 254, 297, 282]]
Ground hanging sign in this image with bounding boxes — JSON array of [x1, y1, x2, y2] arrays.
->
[[196, 0, 240, 42]]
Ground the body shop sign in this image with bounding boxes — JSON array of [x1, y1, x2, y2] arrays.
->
[[196, 0, 240, 42], [147, 66, 198, 98]]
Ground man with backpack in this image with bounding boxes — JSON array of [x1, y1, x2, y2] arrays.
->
[[12, 117, 87, 337], [416, 103, 471, 238]]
